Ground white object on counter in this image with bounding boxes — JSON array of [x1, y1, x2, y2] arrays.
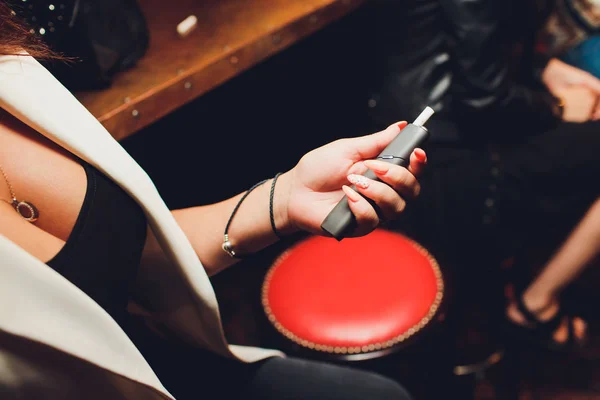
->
[[177, 15, 198, 37]]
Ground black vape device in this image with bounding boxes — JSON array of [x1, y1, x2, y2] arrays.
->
[[320, 107, 434, 241]]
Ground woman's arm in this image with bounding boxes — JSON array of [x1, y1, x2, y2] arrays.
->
[[171, 173, 291, 276], [140, 175, 286, 277], [141, 122, 427, 277]]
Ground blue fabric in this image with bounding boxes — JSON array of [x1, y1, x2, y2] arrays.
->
[[562, 35, 600, 78]]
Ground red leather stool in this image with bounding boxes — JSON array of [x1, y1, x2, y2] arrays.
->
[[261, 228, 445, 360]]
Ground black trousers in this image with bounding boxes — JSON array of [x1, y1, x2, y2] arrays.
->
[[125, 318, 414, 400], [398, 118, 600, 268]]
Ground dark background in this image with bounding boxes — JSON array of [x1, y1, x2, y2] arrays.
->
[[122, 10, 372, 210]]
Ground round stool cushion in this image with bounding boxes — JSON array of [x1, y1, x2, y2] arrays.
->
[[262, 229, 444, 355]]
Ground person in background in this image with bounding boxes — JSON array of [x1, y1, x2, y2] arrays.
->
[[362, 0, 600, 355]]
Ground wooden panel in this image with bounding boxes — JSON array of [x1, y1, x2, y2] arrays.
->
[[75, 0, 366, 141]]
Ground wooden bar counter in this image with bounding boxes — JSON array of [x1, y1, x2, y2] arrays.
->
[[74, 0, 366, 141]]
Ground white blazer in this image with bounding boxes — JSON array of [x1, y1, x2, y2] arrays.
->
[[0, 55, 283, 399]]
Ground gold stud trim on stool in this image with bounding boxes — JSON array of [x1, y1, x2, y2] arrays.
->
[[261, 235, 445, 355]]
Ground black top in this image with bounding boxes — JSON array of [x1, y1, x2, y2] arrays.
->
[[46, 161, 147, 323], [363, 0, 560, 143]]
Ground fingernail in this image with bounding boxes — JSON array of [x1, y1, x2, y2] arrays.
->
[[347, 174, 370, 189], [415, 148, 427, 163], [342, 185, 360, 202], [363, 159, 389, 174]]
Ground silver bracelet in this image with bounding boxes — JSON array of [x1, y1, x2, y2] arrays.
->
[[222, 179, 267, 258]]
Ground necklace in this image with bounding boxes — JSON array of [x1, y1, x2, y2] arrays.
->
[[0, 163, 39, 222]]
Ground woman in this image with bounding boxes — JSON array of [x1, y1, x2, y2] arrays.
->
[[0, 5, 426, 400], [361, 0, 600, 354]]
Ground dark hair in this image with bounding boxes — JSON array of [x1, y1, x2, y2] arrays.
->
[[0, 2, 63, 59]]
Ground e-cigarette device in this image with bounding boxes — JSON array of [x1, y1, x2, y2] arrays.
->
[[320, 106, 434, 241]]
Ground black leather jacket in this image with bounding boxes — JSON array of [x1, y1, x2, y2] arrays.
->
[[364, 0, 560, 143]]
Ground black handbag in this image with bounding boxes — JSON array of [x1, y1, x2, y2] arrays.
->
[[8, 0, 149, 91]]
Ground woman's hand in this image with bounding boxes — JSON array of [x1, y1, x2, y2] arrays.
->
[[542, 58, 600, 96], [555, 86, 598, 123], [542, 58, 600, 121], [274, 122, 427, 238]]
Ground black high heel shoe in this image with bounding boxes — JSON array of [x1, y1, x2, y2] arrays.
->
[[505, 291, 588, 355]]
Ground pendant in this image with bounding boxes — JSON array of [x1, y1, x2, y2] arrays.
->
[[11, 198, 39, 223]]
